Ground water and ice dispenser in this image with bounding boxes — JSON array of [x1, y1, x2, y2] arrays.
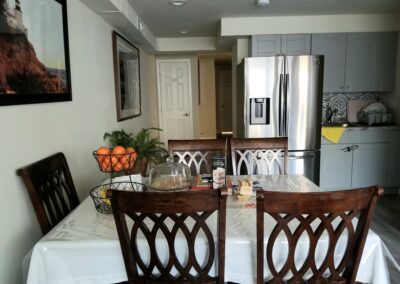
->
[[250, 98, 269, 125]]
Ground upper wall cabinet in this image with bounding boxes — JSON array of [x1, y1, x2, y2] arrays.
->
[[345, 33, 381, 92], [311, 33, 347, 93], [311, 32, 398, 93], [377, 32, 398, 92], [251, 34, 311, 57]]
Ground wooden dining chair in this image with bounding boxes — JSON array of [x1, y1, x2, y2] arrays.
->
[[230, 137, 288, 175], [16, 152, 80, 235], [168, 139, 227, 175], [256, 186, 384, 284], [110, 188, 227, 284]]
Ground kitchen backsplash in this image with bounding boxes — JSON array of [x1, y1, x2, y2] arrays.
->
[[322, 92, 381, 122]]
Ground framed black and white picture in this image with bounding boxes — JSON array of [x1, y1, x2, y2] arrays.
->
[[112, 31, 141, 121], [0, 0, 72, 106]]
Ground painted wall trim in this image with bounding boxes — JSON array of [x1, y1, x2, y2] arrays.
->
[[221, 14, 400, 36]]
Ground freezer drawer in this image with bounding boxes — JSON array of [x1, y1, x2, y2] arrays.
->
[[287, 150, 320, 185]]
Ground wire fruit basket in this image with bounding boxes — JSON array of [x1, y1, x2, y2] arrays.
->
[[90, 181, 146, 214], [93, 149, 137, 173]]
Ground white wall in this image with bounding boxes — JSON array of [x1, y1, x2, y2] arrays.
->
[[0, 0, 156, 283]]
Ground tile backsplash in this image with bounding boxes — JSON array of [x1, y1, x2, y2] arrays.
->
[[322, 92, 381, 122]]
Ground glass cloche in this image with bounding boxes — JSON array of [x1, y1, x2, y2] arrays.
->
[[148, 157, 192, 191]]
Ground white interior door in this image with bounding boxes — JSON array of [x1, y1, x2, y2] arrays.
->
[[157, 59, 193, 144]]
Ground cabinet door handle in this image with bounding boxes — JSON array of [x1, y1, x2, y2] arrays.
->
[[341, 145, 359, 152], [346, 85, 350, 89], [340, 85, 344, 90]]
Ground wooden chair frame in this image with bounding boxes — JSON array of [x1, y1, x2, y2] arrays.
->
[[168, 139, 227, 175], [16, 152, 79, 235], [110, 188, 227, 284], [230, 137, 288, 175], [256, 186, 383, 284]]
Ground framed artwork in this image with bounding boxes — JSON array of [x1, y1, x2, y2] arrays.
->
[[0, 0, 72, 106], [112, 31, 141, 121]]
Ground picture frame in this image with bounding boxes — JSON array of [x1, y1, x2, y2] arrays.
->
[[112, 31, 141, 121], [0, 0, 72, 106]]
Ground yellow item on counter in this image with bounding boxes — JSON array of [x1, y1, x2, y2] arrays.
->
[[321, 127, 346, 143]]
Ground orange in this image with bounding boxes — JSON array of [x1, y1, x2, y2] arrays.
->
[[123, 160, 130, 170], [101, 160, 111, 172], [96, 146, 110, 163], [113, 162, 124, 172], [125, 147, 137, 169], [126, 147, 136, 154], [111, 146, 126, 158], [119, 155, 127, 164]]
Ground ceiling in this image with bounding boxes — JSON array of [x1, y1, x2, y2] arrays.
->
[[128, 0, 400, 38]]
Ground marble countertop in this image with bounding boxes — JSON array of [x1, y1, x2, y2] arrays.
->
[[321, 123, 400, 131]]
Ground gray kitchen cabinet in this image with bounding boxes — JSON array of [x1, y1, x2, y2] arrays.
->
[[251, 35, 281, 57], [351, 143, 389, 188], [320, 143, 353, 189], [320, 128, 399, 190], [321, 142, 388, 189], [345, 33, 380, 92], [251, 34, 311, 57], [377, 32, 398, 92], [311, 32, 398, 93], [281, 34, 311, 55], [387, 130, 400, 187], [311, 33, 347, 93]]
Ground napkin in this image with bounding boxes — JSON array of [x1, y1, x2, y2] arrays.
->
[[321, 127, 346, 144]]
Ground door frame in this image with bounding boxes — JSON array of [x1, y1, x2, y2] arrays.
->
[[156, 58, 194, 144]]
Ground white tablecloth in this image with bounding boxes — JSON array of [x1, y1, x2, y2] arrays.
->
[[24, 175, 392, 284]]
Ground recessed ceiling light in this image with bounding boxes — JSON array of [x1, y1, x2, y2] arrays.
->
[[169, 0, 187, 6], [179, 30, 188, 34], [256, 0, 270, 6]]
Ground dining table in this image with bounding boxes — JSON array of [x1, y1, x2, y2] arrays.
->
[[23, 174, 393, 284]]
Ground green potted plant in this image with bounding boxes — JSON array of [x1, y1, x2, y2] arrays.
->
[[103, 128, 168, 176]]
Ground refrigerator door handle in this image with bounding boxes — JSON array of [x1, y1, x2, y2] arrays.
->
[[278, 74, 284, 136], [283, 73, 289, 137], [288, 154, 315, 159]]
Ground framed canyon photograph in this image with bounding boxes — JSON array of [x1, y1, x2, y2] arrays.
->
[[0, 0, 71, 106], [112, 31, 141, 121]]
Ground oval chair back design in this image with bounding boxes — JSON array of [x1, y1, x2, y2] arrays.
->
[[168, 139, 226, 175], [230, 137, 288, 175], [256, 186, 383, 284]]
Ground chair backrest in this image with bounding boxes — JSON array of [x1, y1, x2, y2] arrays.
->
[[168, 139, 226, 175], [110, 189, 227, 284], [16, 152, 79, 235], [230, 137, 288, 175], [256, 186, 383, 284]]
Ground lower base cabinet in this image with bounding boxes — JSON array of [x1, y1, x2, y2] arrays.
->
[[320, 144, 353, 189], [320, 128, 400, 190], [351, 143, 389, 188]]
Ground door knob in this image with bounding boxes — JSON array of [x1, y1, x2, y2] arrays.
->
[[182, 113, 189, 117]]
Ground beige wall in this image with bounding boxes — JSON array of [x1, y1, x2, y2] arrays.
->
[[198, 58, 217, 138], [0, 1, 156, 283]]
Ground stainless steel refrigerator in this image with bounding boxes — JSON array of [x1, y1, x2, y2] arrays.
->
[[236, 55, 324, 184]]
